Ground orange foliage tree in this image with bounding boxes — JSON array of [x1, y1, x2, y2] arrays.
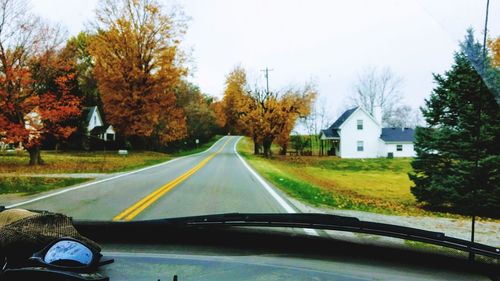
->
[[215, 66, 248, 134], [216, 66, 316, 157], [490, 36, 500, 67], [245, 88, 316, 157], [0, 0, 80, 165], [89, 0, 187, 149]]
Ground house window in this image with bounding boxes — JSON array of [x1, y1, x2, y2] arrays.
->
[[357, 119, 363, 130], [396, 144, 403, 151], [357, 141, 364, 152], [106, 134, 115, 141], [94, 115, 97, 125]]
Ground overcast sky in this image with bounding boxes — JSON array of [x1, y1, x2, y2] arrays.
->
[[32, 0, 499, 119]]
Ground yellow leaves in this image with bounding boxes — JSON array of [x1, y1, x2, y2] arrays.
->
[[90, 0, 187, 143], [216, 65, 317, 156], [489, 36, 500, 67], [217, 66, 248, 134]]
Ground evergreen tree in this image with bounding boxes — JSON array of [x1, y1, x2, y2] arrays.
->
[[410, 33, 500, 217]]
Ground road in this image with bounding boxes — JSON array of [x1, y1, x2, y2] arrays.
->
[[5, 136, 299, 221]]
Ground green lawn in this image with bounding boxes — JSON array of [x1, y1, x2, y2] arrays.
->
[[0, 135, 223, 174], [0, 177, 89, 195], [237, 137, 463, 218], [0, 136, 223, 197], [0, 151, 173, 174], [171, 135, 223, 157]]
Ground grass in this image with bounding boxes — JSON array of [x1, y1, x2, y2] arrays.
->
[[0, 135, 223, 174], [171, 135, 223, 157], [0, 136, 223, 197], [0, 177, 89, 195], [237, 137, 467, 218], [0, 151, 173, 174]]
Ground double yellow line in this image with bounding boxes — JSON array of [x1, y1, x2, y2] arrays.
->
[[112, 137, 231, 222]]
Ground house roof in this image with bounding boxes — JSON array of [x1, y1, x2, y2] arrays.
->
[[90, 126, 107, 134], [380, 128, 415, 142], [320, 129, 339, 138], [83, 106, 98, 123], [320, 107, 358, 139], [90, 125, 116, 135], [329, 107, 358, 129]]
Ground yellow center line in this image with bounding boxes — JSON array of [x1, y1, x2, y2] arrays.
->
[[112, 137, 232, 221]]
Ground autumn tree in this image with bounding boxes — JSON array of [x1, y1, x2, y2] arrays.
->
[[216, 65, 248, 134], [89, 0, 187, 149], [487, 36, 500, 103], [175, 80, 218, 144], [262, 88, 316, 157], [239, 86, 316, 157], [490, 36, 500, 67], [216, 66, 316, 157], [0, 0, 81, 165], [274, 85, 317, 155]]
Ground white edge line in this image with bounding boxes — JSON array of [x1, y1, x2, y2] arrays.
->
[[5, 136, 228, 209], [233, 137, 319, 236]]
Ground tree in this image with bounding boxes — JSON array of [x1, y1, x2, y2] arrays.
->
[[243, 86, 316, 157], [409, 33, 499, 217], [175, 80, 218, 144], [461, 29, 500, 104], [62, 32, 101, 107], [89, 0, 187, 149], [215, 66, 317, 157], [216, 65, 248, 134], [349, 66, 403, 124], [0, 0, 80, 165], [487, 36, 500, 103], [489, 36, 500, 67], [385, 105, 421, 128]]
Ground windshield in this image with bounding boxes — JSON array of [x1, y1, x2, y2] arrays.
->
[[0, 0, 499, 257]]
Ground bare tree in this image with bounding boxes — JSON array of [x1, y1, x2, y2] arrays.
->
[[317, 97, 332, 131], [385, 105, 413, 128], [0, 0, 64, 69], [349, 66, 403, 124]]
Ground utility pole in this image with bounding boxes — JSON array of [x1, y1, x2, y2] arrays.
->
[[470, 0, 490, 262], [261, 67, 273, 94]]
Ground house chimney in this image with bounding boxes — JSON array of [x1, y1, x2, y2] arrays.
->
[[373, 106, 382, 126]]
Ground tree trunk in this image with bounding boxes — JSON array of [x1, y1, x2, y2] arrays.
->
[[253, 135, 260, 155], [28, 145, 44, 165], [263, 138, 272, 158], [280, 144, 287, 155]]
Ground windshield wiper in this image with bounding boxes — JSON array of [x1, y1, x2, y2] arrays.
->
[[75, 213, 500, 260]]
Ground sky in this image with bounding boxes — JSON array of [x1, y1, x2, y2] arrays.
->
[[32, 0, 500, 120]]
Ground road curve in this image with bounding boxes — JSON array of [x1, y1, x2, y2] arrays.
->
[[5, 136, 297, 221]]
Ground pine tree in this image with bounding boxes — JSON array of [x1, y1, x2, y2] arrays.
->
[[409, 34, 500, 217]]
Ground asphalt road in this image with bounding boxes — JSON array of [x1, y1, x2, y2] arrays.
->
[[5, 136, 298, 221]]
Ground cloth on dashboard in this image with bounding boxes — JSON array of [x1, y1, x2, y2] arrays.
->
[[0, 209, 37, 227], [0, 209, 101, 266]]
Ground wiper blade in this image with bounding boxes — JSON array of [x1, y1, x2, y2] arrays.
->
[[99, 212, 499, 259]]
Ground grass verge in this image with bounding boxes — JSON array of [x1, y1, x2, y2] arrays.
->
[[171, 135, 223, 157], [237, 137, 469, 218], [0, 177, 90, 195], [0, 135, 223, 174]]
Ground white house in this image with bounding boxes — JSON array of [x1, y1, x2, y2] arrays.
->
[[83, 106, 116, 141], [319, 106, 416, 158]]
